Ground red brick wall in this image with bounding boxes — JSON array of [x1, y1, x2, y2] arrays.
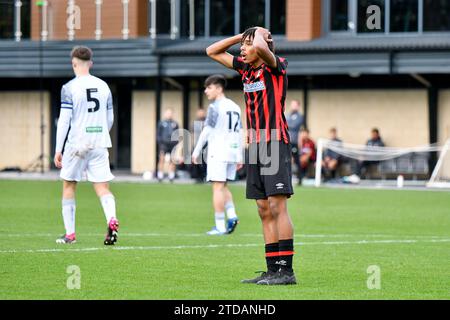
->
[[31, 0, 148, 41], [286, 0, 322, 41]]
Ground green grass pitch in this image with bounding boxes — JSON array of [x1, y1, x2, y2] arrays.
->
[[0, 180, 449, 299]]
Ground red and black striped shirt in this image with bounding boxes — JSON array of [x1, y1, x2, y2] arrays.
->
[[233, 55, 290, 144]]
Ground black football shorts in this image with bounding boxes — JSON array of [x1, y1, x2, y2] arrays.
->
[[246, 141, 294, 200]]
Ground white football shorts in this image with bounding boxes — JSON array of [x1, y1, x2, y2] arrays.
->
[[60, 147, 114, 183], [206, 160, 237, 182]]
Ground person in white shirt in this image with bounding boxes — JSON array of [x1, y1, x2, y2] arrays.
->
[[192, 75, 243, 235], [53, 46, 119, 245]]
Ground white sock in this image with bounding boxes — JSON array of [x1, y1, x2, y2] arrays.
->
[[157, 171, 164, 179], [168, 171, 175, 180], [225, 201, 237, 219], [215, 212, 226, 233], [100, 194, 116, 224], [62, 199, 76, 235]]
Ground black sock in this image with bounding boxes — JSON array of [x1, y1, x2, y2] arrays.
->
[[278, 239, 294, 273], [265, 242, 279, 273]]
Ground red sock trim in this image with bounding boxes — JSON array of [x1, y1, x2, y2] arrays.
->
[[278, 250, 295, 256], [265, 252, 279, 257]]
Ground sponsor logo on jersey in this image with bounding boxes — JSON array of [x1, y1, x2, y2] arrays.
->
[[86, 126, 103, 133], [243, 81, 266, 93]]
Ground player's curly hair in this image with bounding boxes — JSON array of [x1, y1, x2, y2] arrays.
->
[[241, 27, 275, 53]]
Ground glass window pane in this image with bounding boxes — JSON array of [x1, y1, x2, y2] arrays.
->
[[271, 0, 286, 34], [210, 0, 234, 36], [195, 0, 205, 36], [423, 0, 450, 31], [390, 0, 418, 32], [21, 0, 31, 39], [157, 0, 171, 34], [180, 0, 190, 37], [330, 0, 348, 31], [240, 0, 265, 31], [0, 1, 14, 39], [358, 0, 385, 33]]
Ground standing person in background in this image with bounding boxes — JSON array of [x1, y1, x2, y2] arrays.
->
[[286, 100, 304, 181], [191, 108, 207, 183], [157, 108, 179, 182]]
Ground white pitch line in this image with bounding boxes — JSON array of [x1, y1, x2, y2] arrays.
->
[[1, 232, 449, 238], [0, 238, 449, 254]]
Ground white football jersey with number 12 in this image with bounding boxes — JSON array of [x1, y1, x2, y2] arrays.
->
[[205, 97, 243, 163]]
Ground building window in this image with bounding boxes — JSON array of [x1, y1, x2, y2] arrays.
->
[[157, 0, 171, 34], [0, 0, 30, 40], [330, 0, 349, 31], [178, 0, 286, 39], [357, 0, 385, 33], [195, 0, 205, 36], [390, 0, 418, 32], [423, 0, 450, 31], [328, 0, 450, 35], [0, 2, 15, 39], [180, 0, 205, 38], [180, 0, 190, 37], [210, 0, 234, 36], [240, 0, 265, 31], [270, 0, 286, 34]]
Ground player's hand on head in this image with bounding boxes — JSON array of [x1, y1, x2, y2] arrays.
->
[[255, 27, 271, 40], [54, 152, 63, 169]]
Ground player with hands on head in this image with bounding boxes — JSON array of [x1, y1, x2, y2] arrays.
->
[[206, 27, 297, 285]]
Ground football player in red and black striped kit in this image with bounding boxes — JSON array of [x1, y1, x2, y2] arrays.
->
[[206, 27, 296, 285]]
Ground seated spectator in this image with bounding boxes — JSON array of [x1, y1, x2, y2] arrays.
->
[[322, 127, 342, 180], [356, 128, 385, 178], [297, 128, 316, 185]]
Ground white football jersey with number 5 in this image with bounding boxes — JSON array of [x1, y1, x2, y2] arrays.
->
[[61, 75, 113, 150]]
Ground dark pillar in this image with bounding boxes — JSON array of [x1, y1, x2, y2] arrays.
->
[[428, 86, 438, 174], [155, 74, 162, 176], [303, 77, 310, 129], [183, 79, 190, 130]]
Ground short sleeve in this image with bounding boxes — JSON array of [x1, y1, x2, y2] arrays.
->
[[60, 85, 73, 109], [233, 56, 246, 75], [272, 56, 288, 75]]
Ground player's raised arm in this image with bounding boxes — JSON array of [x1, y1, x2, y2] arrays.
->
[[206, 34, 242, 69], [253, 27, 277, 69]]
